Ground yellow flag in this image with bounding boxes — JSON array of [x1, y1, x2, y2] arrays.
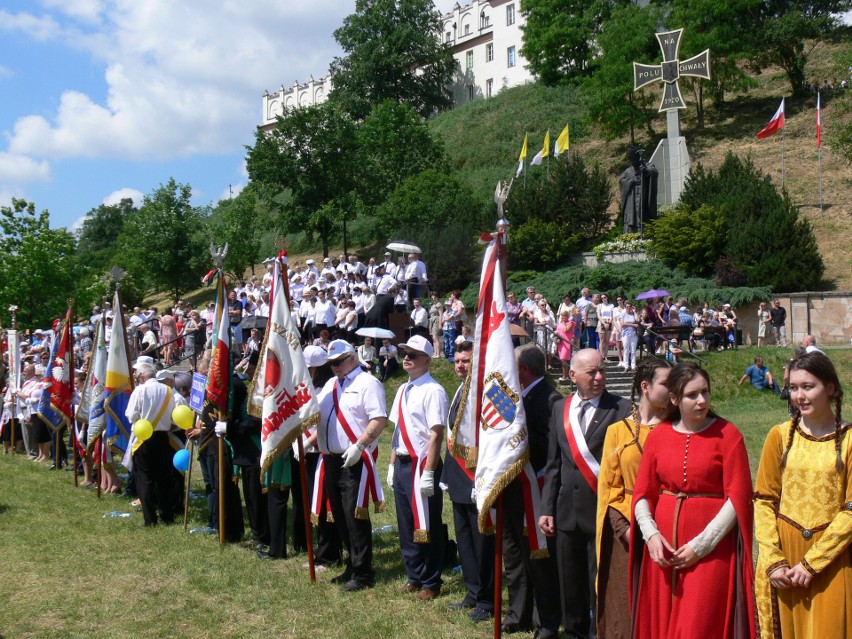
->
[[518, 134, 528, 161], [542, 130, 550, 158], [554, 124, 569, 157]]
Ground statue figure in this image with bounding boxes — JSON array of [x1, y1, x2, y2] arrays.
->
[[620, 147, 658, 234]]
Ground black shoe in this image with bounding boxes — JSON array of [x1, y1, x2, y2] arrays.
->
[[448, 601, 475, 611], [256, 550, 283, 561], [532, 629, 559, 639], [501, 622, 533, 634], [340, 579, 373, 592], [331, 571, 352, 585], [469, 607, 492, 622]]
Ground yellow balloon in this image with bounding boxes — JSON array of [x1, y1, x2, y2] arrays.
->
[[133, 419, 153, 441], [172, 405, 195, 431]]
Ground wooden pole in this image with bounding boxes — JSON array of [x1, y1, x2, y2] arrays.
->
[[72, 428, 78, 487], [218, 424, 226, 546], [493, 494, 504, 639], [297, 435, 316, 582], [55, 427, 60, 470], [96, 437, 102, 499], [183, 440, 194, 531]]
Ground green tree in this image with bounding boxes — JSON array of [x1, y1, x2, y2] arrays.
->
[[681, 154, 825, 291], [209, 186, 266, 280], [0, 199, 77, 328], [756, 0, 851, 96], [356, 100, 447, 205], [521, 0, 617, 84], [76, 198, 136, 272], [116, 179, 210, 301], [246, 102, 359, 256], [646, 203, 727, 277], [585, 2, 661, 141], [329, 0, 457, 119]]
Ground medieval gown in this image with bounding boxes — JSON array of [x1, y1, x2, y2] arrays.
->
[[754, 421, 852, 638], [596, 417, 654, 639], [629, 419, 756, 639]]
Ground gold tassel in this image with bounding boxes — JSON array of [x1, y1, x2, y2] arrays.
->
[[413, 529, 431, 544], [354, 507, 370, 520], [477, 450, 530, 533], [374, 500, 387, 514], [310, 513, 319, 525], [529, 548, 550, 560], [326, 512, 334, 523]]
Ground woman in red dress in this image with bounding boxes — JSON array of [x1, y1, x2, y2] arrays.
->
[[629, 362, 756, 639]]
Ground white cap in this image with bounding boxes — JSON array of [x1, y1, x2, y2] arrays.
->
[[155, 369, 174, 381], [723, 303, 731, 308], [326, 339, 356, 362], [323, 257, 331, 263], [303, 345, 328, 368], [399, 335, 434, 358], [384, 251, 391, 256], [133, 356, 156, 369], [306, 259, 316, 265]]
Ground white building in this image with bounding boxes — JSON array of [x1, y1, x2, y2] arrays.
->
[[260, 0, 532, 129]]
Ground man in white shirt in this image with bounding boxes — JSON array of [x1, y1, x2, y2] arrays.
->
[[321, 257, 337, 279], [375, 264, 396, 297], [126, 360, 176, 526], [317, 340, 388, 591], [404, 253, 428, 310], [410, 298, 429, 337], [380, 251, 396, 278], [387, 336, 448, 600]]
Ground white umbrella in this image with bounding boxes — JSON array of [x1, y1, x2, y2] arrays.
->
[[355, 327, 397, 340], [386, 241, 421, 254]]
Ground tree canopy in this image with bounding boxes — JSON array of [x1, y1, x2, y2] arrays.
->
[[329, 0, 457, 120]]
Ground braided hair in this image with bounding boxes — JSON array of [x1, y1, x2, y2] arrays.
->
[[628, 358, 672, 447], [782, 351, 845, 472]]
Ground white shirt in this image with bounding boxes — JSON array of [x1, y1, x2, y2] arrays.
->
[[126, 378, 175, 432], [390, 372, 448, 456], [376, 274, 396, 296], [314, 299, 336, 326], [410, 306, 428, 328], [317, 367, 387, 454], [404, 259, 428, 283], [570, 392, 602, 434]]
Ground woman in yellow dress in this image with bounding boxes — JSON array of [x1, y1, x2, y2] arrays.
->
[[754, 351, 851, 638], [596, 358, 671, 638]]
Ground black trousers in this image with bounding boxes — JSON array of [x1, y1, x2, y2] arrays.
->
[[133, 431, 176, 526], [556, 526, 597, 639], [2, 418, 22, 444], [201, 438, 245, 542], [267, 484, 290, 558], [323, 454, 374, 585], [240, 463, 269, 545], [393, 456, 444, 591], [502, 479, 561, 631], [452, 499, 494, 611]]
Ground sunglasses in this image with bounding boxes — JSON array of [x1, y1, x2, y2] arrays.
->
[[402, 351, 424, 360], [329, 355, 351, 367]]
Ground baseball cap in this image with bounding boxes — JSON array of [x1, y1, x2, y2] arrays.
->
[[133, 356, 156, 369], [306, 259, 316, 265], [155, 369, 174, 381], [399, 335, 434, 358], [303, 345, 329, 368], [326, 339, 356, 362]]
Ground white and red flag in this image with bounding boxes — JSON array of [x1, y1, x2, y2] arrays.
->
[[453, 231, 530, 532], [757, 97, 785, 139], [816, 92, 822, 148], [248, 252, 319, 475], [37, 306, 75, 433]]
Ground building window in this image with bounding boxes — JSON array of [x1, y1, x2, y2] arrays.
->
[[445, 31, 451, 43], [480, 12, 490, 29], [507, 46, 516, 68], [486, 79, 493, 98], [506, 4, 515, 26], [464, 23, 470, 35], [468, 85, 475, 102], [486, 43, 494, 62], [466, 51, 474, 70]]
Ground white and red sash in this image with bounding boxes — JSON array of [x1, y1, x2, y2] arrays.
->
[[310, 455, 334, 524], [396, 383, 431, 543], [332, 383, 385, 519], [563, 395, 600, 494], [517, 462, 549, 558]]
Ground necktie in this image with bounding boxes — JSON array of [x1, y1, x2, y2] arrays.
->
[[577, 399, 591, 435]]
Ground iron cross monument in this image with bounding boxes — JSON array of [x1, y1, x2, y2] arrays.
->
[[634, 28, 710, 206]]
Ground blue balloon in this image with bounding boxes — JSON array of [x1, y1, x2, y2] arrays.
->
[[173, 449, 191, 472]]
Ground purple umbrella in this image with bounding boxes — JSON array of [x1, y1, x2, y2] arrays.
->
[[636, 289, 670, 301]]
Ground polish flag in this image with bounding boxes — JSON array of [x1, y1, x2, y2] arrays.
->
[[816, 92, 821, 148], [757, 98, 785, 139]]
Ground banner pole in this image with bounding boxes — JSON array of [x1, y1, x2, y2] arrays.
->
[[781, 127, 785, 189], [97, 437, 102, 499], [297, 435, 316, 582], [218, 427, 226, 546], [184, 440, 194, 531], [493, 493, 504, 639], [818, 146, 823, 218], [72, 427, 78, 487]]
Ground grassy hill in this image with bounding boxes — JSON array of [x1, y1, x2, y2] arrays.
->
[[428, 38, 852, 290]]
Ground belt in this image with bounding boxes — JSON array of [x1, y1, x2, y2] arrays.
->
[[396, 455, 412, 464], [776, 512, 831, 541], [660, 490, 724, 499]]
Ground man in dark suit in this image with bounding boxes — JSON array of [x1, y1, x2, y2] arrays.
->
[[500, 345, 562, 638], [442, 341, 495, 622], [539, 349, 630, 639]]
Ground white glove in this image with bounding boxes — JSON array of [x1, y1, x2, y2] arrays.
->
[[386, 463, 395, 490], [292, 441, 301, 462], [214, 421, 228, 438], [420, 470, 435, 497], [342, 442, 365, 468]]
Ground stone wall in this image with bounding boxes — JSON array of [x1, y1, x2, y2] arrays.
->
[[568, 250, 648, 267], [736, 292, 852, 347]]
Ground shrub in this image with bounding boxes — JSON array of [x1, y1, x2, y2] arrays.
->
[[646, 203, 726, 277]]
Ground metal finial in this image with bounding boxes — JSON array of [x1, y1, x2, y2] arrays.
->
[[109, 266, 125, 283], [210, 243, 229, 270]]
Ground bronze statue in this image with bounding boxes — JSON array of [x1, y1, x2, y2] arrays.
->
[[620, 147, 658, 234]]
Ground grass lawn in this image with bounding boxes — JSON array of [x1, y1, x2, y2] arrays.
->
[[1, 347, 849, 638]]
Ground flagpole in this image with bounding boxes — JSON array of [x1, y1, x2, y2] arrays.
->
[[818, 145, 823, 217], [297, 436, 316, 582], [183, 439, 195, 531], [96, 437, 102, 499], [9, 305, 18, 455], [781, 125, 785, 189], [493, 494, 504, 639]]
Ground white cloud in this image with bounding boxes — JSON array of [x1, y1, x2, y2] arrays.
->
[[0, 152, 51, 183], [218, 182, 246, 203], [4, 1, 352, 162], [68, 214, 88, 233], [102, 187, 143, 207]]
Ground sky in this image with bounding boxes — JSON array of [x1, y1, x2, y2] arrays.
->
[[0, 0, 459, 232]]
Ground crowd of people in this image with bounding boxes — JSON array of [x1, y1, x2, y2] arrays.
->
[[2, 249, 846, 639]]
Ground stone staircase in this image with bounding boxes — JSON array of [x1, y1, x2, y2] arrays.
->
[[551, 351, 636, 399]]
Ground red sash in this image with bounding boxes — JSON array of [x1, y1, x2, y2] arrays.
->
[[562, 395, 600, 494]]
